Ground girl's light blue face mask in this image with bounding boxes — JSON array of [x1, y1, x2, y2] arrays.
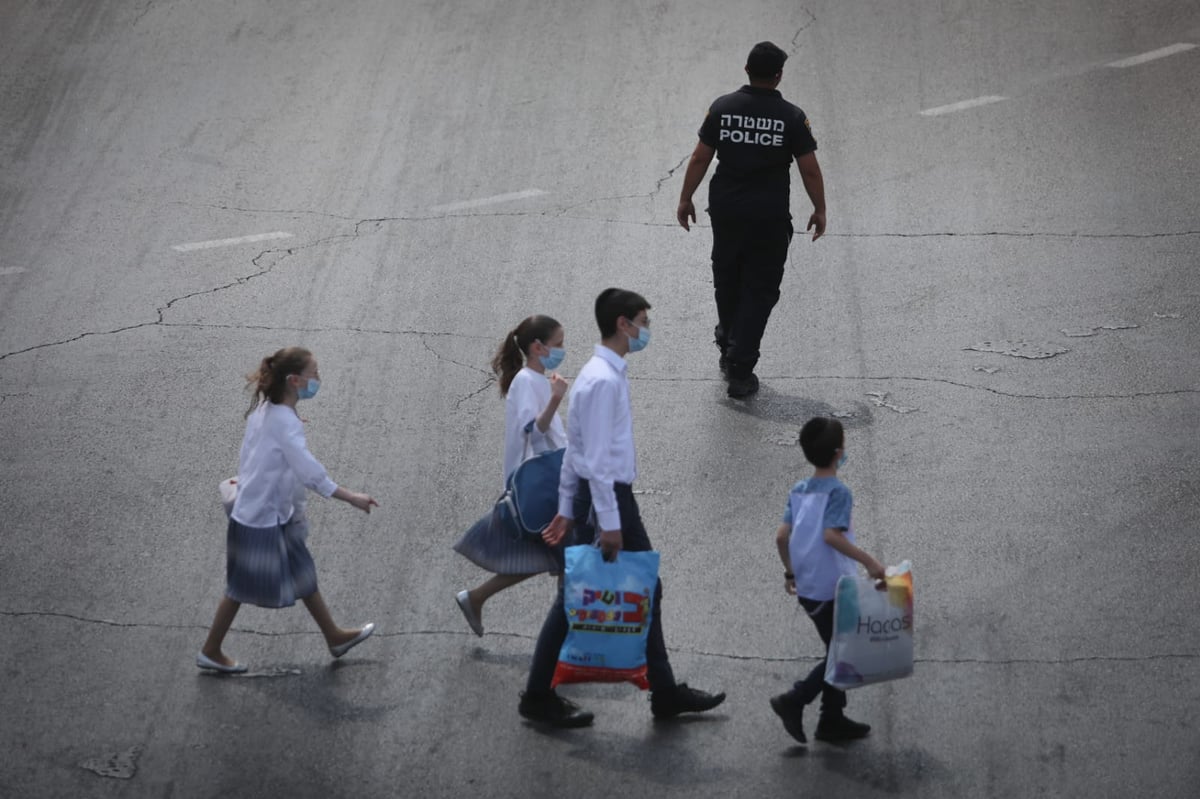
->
[[627, 324, 651, 353], [539, 346, 566, 371], [296, 377, 320, 400]]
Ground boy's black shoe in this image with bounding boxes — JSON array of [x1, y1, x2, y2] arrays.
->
[[727, 373, 759, 398], [814, 714, 871, 742], [769, 693, 807, 743], [518, 690, 594, 728], [650, 683, 726, 719]]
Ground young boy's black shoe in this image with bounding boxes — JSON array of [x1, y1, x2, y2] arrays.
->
[[650, 683, 726, 719], [814, 714, 871, 742], [726, 373, 759, 398], [769, 693, 807, 744], [518, 690, 594, 728]]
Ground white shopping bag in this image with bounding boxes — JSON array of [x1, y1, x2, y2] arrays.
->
[[825, 561, 914, 689]]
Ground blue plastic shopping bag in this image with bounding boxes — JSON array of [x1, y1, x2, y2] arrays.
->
[[825, 561, 914, 690], [552, 545, 660, 690]]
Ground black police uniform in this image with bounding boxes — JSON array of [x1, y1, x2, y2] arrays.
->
[[698, 85, 817, 380]]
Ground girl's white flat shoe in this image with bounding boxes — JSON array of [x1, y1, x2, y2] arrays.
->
[[196, 652, 248, 673], [330, 622, 375, 658]]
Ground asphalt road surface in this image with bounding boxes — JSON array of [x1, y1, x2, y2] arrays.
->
[[2, 1, 1198, 797]]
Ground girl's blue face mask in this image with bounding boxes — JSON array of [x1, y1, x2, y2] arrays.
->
[[539, 346, 566, 371], [296, 377, 320, 400]]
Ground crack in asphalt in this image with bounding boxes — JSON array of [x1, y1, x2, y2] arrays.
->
[[169, 200, 359, 222], [790, 7, 819, 49], [418, 335, 491, 377], [825, 230, 1200, 240], [2, 209, 1195, 363], [3, 610, 1193, 666], [635, 373, 1198, 401]]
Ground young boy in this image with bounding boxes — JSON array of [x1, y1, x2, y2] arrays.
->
[[518, 288, 726, 727], [770, 416, 885, 744]]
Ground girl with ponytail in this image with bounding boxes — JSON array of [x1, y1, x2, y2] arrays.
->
[[453, 315, 569, 636], [197, 347, 380, 673]]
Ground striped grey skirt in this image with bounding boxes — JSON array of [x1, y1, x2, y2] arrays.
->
[[453, 506, 562, 575], [226, 517, 318, 608]]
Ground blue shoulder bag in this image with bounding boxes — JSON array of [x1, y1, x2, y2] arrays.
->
[[495, 421, 564, 541]]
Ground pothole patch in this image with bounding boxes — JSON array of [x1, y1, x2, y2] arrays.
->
[[80, 746, 141, 780], [964, 340, 1069, 359], [866, 392, 918, 414]]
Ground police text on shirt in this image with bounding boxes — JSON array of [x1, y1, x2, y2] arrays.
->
[[718, 114, 785, 146]]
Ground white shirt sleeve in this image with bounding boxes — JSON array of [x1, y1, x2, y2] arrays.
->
[[571, 378, 622, 531], [276, 413, 338, 498], [503, 370, 560, 481]]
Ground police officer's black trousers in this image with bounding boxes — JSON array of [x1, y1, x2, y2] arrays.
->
[[710, 215, 794, 376]]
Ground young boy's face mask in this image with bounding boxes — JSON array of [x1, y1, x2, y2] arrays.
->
[[626, 322, 651, 353]]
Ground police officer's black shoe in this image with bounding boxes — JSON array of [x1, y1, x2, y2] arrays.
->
[[727, 373, 759, 398], [814, 714, 871, 742], [518, 690, 594, 728], [650, 682, 726, 719]]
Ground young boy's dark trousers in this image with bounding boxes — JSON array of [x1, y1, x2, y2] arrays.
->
[[525, 479, 675, 694], [791, 596, 847, 716]]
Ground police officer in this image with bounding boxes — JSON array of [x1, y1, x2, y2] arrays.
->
[[677, 41, 826, 398]]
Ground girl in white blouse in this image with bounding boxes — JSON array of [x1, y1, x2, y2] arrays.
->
[[197, 347, 379, 673], [453, 315, 568, 636]]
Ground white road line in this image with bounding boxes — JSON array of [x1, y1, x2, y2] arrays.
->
[[171, 231, 293, 253], [919, 95, 1008, 117], [428, 189, 547, 213], [0, 267, 27, 276], [1107, 43, 1196, 68]]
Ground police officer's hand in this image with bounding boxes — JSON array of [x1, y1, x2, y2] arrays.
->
[[677, 199, 696, 231], [807, 211, 826, 241]]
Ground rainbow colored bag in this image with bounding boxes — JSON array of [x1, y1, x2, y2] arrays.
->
[[552, 545, 660, 689]]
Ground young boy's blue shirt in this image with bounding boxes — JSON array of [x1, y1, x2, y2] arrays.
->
[[783, 476, 856, 601]]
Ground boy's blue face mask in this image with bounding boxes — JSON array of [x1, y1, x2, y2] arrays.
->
[[838, 451, 848, 468], [539, 347, 566, 371], [627, 324, 651, 353]]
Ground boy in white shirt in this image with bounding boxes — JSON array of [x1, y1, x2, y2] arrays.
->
[[771, 417, 885, 743], [518, 288, 726, 728]]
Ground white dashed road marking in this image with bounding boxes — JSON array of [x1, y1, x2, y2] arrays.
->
[[1106, 43, 1196, 68], [919, 95, 1008, 117], [919, 42, 1196, 117], [428, 189, 547, 213], [171, 231, 294, 253]]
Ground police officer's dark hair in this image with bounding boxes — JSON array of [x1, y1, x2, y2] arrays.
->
[[799, 416, 844, 468], [492, 314, 562, 396], [746, 41, 788, 79], [595, 288, 651, 338]]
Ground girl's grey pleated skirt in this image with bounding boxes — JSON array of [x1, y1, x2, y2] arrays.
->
[[226, 517, 318, 608], [453, 507, 562, 575]]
